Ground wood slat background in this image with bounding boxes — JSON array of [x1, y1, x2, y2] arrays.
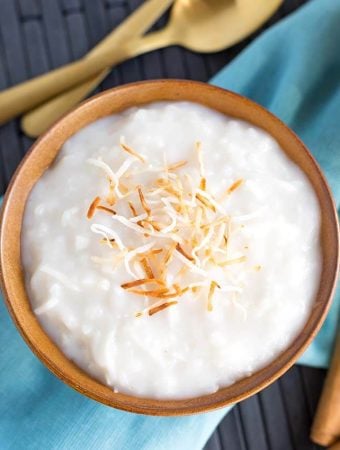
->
[[0, 1, 326, 449]]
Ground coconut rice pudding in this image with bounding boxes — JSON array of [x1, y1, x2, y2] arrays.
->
[[22, 101, 321, 399]]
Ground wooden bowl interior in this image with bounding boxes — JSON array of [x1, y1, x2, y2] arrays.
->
[[0, 80, 338, 416]]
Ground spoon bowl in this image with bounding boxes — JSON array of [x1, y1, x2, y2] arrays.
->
[[167, 0, 283, 52]]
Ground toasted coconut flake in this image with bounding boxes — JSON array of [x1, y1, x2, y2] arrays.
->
[[148, 248, 163, 255], [87, 158, 117, 186], [226, 178, 244, 195], [159, 213, 177, 234], [167, 160, 187, 171], [129, 284, 189, 299], [213, 223, 227, 249], [149, 301, 178, 316], [96, 205, 116, 215], [121, 278, 163, 289], [195, 192, 216, 212], [116, 158, 135, 178], [201, 216, 229, 230], [219, 256, 247, 266], [140, 257, 154, 279], [135, 296, 179, 317], [176, 284, 186, 295], [124, 243, 155, 279], [107, 181, 116, 206], [254, 265, 262, 271], [112, 214, 150, 235], [145, 220, 162, 232], [132, 259, 146, 280], [176, 243, 194, 262], [164, 242, 177, 265], [188, 281, 209, 291], [161, 197, 181, 216], [100, 237, 116, 249], [111, 214, 183, 243], [146, 249, 161, 273], [121, 278, 149, 289], [207, 281, 220, 312], [183, 173, 196, 206], [129, 213, 148, 223], [128, 288, 169, 298], [171, 175, 185, 206], [199, 177, 206, 191], [137, 186, 151, 216], [100, 237, 116, 243], [88, 158, 129, 199], [155, 178, 170, 188], [128, 201, 137, 217], [157, 284, 188, 299], [119, 183, 130, 195], [90, 224, 125, 251], [196, 188, 227, 214], [192, 225, 215, 262], [147, 187, 167, 198], [174, 250, 208, 277], [163, 185, 181, 199], [120, 142, 145, 163], [87, 196, 101, 219]]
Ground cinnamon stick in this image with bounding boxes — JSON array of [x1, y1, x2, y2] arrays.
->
[[329, 440, 340, 450], [311, 333, 340, 446]]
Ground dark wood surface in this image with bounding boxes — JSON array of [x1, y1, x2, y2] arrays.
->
[[0, 0, 326, 448]]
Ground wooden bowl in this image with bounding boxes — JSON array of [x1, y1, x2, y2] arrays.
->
[[0, 80, 339, 416]]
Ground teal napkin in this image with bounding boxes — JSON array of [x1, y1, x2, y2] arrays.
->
[[0, 0, 339, 448]]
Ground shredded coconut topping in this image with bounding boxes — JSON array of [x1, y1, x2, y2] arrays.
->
[[86, 141, 256, 315]]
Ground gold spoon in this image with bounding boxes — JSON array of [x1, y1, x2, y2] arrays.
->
[[3, 0, 283, 136], [0, 0, 174, 126], [22, 0, 283, 137]]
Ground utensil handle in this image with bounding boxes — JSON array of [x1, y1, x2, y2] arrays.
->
[[330, 441, 340, 450], [21, 71, 110, 137], [0, 52, 122, 125], [0, 0, 174, 126], [86, 0, 174, 59], [21, 29, 173, 137], [310, 333, 340, 446]]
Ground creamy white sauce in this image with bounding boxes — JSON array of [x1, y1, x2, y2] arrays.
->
[[22, 102, 321, 399]]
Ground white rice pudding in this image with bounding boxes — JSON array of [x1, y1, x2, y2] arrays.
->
[[22, 101, 321, 399]]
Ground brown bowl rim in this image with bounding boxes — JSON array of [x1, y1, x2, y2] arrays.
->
[[0, 79, 339, 416]]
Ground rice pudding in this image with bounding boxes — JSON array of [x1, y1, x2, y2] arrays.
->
[[22, 101, 321, 399]]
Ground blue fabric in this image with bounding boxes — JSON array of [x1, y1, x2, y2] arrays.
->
[[0, 0, 339, 448]]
